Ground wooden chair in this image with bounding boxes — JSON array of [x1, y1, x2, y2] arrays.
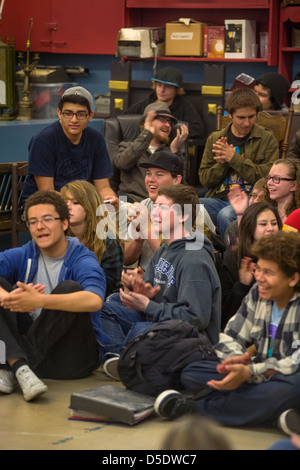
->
[[11, 162, 29, 248], [216, 106, 294, 159]]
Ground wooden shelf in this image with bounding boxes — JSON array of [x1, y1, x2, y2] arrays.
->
[[126, 1, 270, 8], [124, 0, 279, 67], [122, 56, 268, 63], [281, 47, 300, 52]]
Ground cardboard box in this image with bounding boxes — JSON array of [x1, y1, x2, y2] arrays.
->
[[224, 20, 256, 59], [203, 26, 225, 58], [166, 18, 207, 56], [117, 27, 165, 58]]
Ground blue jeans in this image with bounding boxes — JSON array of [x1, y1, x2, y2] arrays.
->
[[199, 198, 236, 238], [97, 293, 155, 357], [181, 361, 300, 427], [268, 439, 299, 450]]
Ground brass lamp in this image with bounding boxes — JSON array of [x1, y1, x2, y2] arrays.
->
[[16, 17, 39, 120]]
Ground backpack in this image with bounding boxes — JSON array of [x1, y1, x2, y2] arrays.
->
[[118, 319, 217, 396]]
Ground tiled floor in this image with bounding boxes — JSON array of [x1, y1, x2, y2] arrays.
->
[[0, 367, 286, 451]]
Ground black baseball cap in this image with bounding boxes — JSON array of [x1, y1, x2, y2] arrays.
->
[[139, 150, 184, 176]]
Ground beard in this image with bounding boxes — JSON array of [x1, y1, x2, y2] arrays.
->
[[156, 133, 170, 144]]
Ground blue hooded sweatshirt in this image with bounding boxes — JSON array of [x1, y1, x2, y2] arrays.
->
[[0, 236, 106, 302]]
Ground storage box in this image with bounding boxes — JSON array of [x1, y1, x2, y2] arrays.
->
[[203, 26, 225, 58], [16, 82, 75, 119], [117, 27, 165, 58], [165, 18, 207, 56], [224, 20, 256, 59]]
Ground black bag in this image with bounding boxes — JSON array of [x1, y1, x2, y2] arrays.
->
[[118, 319, 217, 396]]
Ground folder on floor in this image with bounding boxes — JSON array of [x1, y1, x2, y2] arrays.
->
[[69, 384, 155, 425]]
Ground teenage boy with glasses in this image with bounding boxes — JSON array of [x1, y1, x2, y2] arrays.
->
[[22, 86, 117, 207], [0, 191, 106, 402]]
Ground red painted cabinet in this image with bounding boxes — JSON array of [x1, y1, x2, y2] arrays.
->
[[278, 4, 300, 81], [0, 0, 124, 54]]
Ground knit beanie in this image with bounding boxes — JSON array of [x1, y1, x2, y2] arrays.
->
[[256, 73, 290, 108], [283, 208, 300, 233]]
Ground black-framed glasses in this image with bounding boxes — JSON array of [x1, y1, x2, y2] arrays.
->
[[265, 175, 295, 184], [61, 110, 89, 120], [155, 115, 173, 126], [26, 216, 62, 227]]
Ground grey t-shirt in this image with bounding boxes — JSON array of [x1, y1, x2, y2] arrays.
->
[[31, 252, 65, 320]]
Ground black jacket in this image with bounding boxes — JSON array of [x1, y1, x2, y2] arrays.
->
[[125, 92, 204, 139], [219, 248, 253, 330]]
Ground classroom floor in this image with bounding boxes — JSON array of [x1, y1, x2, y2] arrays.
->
[[0, 366, 286, 451]]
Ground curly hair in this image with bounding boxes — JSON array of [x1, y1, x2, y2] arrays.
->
[[24, 190, 70, 223], [252, 231, 300, 290]]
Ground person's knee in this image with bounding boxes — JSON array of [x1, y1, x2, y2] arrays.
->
[[217, 206, 236, 237], [52, 280, 83, 294], [0, 277, 13, 292]]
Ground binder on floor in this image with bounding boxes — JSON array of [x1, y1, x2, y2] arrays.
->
[[69, 384, 155, 425]]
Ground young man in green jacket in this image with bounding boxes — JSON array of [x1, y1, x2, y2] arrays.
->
[[199, 89, 279, 237]]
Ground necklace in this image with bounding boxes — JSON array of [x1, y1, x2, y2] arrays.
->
[[40, 252, 55, 292]]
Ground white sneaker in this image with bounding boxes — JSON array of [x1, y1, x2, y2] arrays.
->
[[278, 409, 300, 436], [0, 369, 17, 394], [15, 365, 48, 401], [103, 356, 120, 381]]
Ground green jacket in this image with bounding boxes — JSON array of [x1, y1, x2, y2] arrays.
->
[[199, 122, 279, 198]]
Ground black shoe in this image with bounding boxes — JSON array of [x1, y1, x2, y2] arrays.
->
[[154, 389, 198, 420], [278, 409, 300, 435]]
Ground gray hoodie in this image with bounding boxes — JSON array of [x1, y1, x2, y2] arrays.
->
[[143, 232, 221, 345]]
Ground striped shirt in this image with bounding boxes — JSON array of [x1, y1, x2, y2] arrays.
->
[[215, 284, 300, 383]]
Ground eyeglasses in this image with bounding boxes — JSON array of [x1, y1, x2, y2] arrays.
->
[[61, 111, 89, 120], [265, 175, 295, 184], [155, 115, 173, 126], [26, 216, 62, 228]]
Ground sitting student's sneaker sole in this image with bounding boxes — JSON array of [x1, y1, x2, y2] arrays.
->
[[278, 409, 300, 436], [154, 389, 198, 420], [103, 356, 120, 381], [15, 366, 48, 402], [0, 370, 17, 394]]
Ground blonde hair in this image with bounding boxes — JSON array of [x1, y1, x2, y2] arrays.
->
[[61, 180, 122, 262]]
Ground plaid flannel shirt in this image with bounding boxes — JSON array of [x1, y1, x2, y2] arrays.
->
[[215, 284, 300, 383]]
